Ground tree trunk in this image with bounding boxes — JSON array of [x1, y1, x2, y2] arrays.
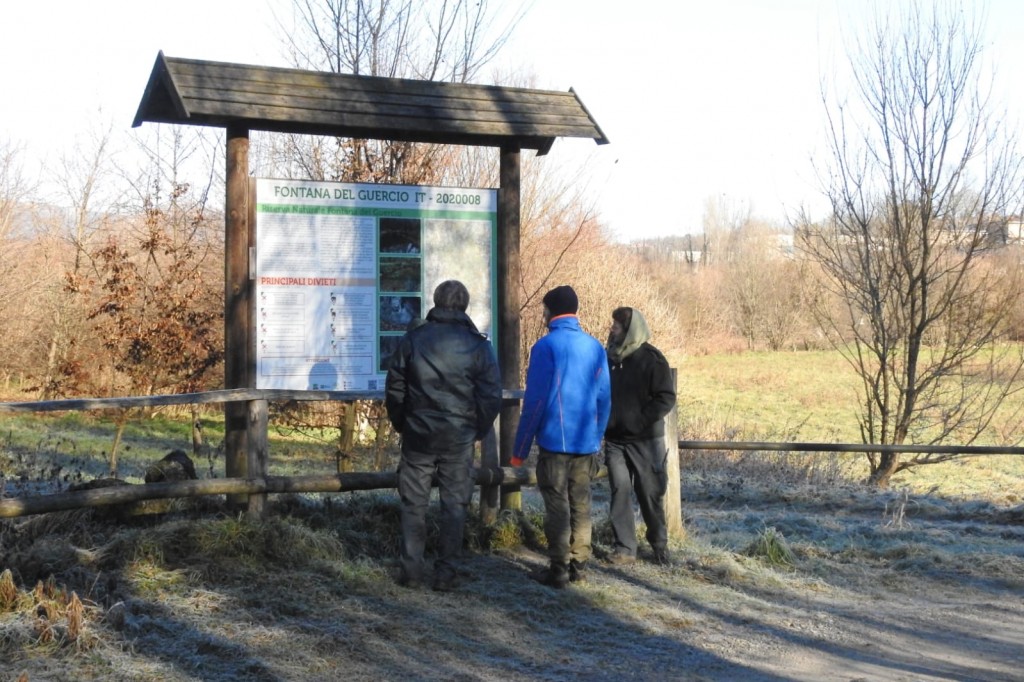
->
[[39, 335, 59, 400], [372, 404, 389, 471], [339, 402, 357, 473], [191, 403, 203, 458], [867, 452, 899, 488], [109, 411, 129, 477]]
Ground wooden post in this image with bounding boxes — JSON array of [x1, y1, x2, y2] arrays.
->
[[224, 125, 251, 507], [479, 422, 499, 524], [247, 399, 269, 519], [664, 368, 684, 540], [497, 143, 522, 512]]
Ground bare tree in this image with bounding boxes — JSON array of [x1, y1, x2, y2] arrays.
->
[[799, 1, 1024, 486], [55, 121, 119, 273], [701, 194, 753, 267], [258, 0, 524, 185], [0, 139, 35, 241], [719, 221, 814, 352], [0, 139, 41, 308], [0, 139, 55, 392], [33, 123, 119, 399]]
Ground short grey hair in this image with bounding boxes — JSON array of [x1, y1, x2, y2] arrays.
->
[[433, 280, 470, 312]]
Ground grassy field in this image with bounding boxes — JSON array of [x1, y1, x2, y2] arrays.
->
[[672, 350, 862, 442], [672, 349, 1024, 503]]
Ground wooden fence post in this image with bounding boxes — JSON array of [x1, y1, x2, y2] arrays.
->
[[247, 399, 269, 519], [224, 125, 251, 509], [664, 368, 684, 540], [479, 421, 500, 525], [497, 143, 522, 512]]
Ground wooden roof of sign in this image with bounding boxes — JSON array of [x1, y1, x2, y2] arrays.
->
[[133, 52, 609, 155]]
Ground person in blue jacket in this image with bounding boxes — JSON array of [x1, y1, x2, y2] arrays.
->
[[512, 285, 611, 588]]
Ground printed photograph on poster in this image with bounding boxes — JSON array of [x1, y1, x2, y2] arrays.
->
[[379, 295, 421, 331], [424, 219, 493, 335], [379, 217, 422, 254], [379, 335, 402, 372], [379, 257, 421, 293]]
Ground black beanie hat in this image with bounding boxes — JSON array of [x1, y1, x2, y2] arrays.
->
[[542, 285, 579, 317]]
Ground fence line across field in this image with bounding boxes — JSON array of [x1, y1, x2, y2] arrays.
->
[[0, 388, 1021, 520], [679, 440, 1024, 456]]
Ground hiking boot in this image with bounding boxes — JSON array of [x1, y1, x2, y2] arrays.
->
[[529, 562, 569, 589], [651, 547, 671, 565], [397, 573, 422, 589], [568, 560, 587, 583], [607, 552, 637, 566]]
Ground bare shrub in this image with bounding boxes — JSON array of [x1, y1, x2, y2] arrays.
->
[[0, 568, 19, 611], [682, 449, 854, 493], [65, 591, 83, 642]]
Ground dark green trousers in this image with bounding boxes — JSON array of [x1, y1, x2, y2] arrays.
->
[[536, 449, 599, 566]]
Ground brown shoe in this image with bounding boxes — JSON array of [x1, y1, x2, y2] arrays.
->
[[432, 574, 461, 592], [607, 552, 637, 566], [530, 563, 569, 589], [568, 560, 587, 583]]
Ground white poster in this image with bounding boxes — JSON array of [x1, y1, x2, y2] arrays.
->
[[255, 179, 497, 390]]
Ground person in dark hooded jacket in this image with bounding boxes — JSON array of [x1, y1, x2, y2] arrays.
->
[[385, 280, 502, 591], [604, 307, 676, 565]]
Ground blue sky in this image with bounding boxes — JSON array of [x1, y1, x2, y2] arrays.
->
[[3, 0, 1023, 241]]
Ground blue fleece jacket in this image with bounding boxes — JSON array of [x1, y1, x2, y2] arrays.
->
[[513, 315, 611, 459]]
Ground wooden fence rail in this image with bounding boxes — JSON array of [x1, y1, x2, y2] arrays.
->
[[0, 389, 535, 521], [0, 466, 539, 519], [0, 388, 397, 413], [2, 389, 1021, 522], [679, 440, 1024, 456], [5, 390, 1019, 455]]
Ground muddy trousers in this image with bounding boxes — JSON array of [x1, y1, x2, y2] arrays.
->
[[397, 443, 473, 582], [536, 449, 599, 566], [605, 437, 669, 557]]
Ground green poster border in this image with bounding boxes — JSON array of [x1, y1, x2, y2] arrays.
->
[[255, 192, 498, 389]]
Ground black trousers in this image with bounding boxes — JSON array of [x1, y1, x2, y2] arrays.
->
[[397, 442, 473, 582], [605, 437, 669, 557]]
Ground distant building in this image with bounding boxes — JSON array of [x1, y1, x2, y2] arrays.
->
[[1006, 217, 1024, 243], [670, 249, 702, 265], [775, 233, 795, 257]]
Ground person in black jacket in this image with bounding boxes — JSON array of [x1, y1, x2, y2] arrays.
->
[[385, 280, 502, 591], [604, 307, 677, 565]]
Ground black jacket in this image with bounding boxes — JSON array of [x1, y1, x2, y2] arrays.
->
[[605, 343, 676, 443], [385, 308, 502, 453]]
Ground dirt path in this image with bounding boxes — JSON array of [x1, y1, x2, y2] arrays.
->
[[456, 541, 1024, 682]]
